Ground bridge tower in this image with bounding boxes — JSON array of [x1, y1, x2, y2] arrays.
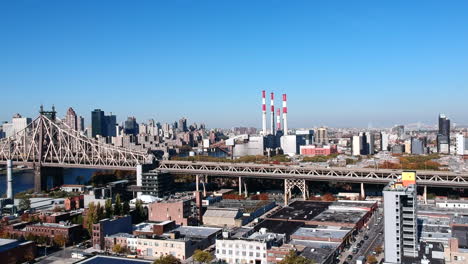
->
[[34, 106, 63, 192], [284, 178, 309, 205]]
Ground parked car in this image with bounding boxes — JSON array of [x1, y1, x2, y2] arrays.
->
[[347, 255, 353, 260], [364, 235, 369, 240]]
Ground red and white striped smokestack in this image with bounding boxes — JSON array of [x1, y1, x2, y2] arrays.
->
[[282, 94, 288, 134], [262, 90, 267, 135], [276, 108, 281, 131], [270, 92, 275, 135]]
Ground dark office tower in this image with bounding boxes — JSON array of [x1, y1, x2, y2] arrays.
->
[[124, 117, 139, 136], [91, 109, 105, 137], [437, 114, 451, 154], [78, 116, 85, 132], [179, 117, 188, 132], [104, 114, 117, 137]]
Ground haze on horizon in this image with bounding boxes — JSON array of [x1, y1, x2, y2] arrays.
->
[[1, 1, 468, 129]]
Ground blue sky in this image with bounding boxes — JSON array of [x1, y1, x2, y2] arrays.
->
[[1, 1, 468, 128]]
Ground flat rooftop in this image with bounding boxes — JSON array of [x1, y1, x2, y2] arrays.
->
[[269, 201, 331, 221], [312, 210, 366, 224], [77, 256, 152, 264], [173, 226, 221, 238], [292, 227, 349, 240], [253, 219, 304, 236], [0, 238, 33, 253]]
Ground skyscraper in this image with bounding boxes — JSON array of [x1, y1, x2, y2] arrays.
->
[[365, 132, 375, 155], [64, 107, 78, 130], [314, 127, 328, 144], [179, 117, 188, 132], [104, 114, 117, 137], [437, 114, 450, 154], [91, 109, 105, 138], [78, 116, 85, 132], [380, 132, 389, 151], [383, 172, 418, 263], [124, 117, 139, 136]]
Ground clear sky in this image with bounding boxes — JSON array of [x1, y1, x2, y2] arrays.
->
[[1, 1, 468, 129]]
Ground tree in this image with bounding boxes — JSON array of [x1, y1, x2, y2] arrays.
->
[[19, 197, 31, 211], [113, 244, 127, 254], [153, 255, 182, 264], [375, 246, 383, 254], [53, 234, 67, 248], [105, 199, 113, 218], [193, 249, 214, 264], [278, 250, 314, 264], [123, 200, 130, 215], [367, 255, 378, 264], [85, 202, 98, 232], [96, 203, 105, 221], [134, 199, 147, 223], [114, 194, 123, 216]]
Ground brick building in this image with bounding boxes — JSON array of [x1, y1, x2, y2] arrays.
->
[[147, 198, 196, 226]]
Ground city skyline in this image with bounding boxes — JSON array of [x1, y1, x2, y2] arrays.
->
[[2, 1, 468, 127]]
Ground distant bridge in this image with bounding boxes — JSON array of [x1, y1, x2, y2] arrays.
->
[[0, 107, 153, 193]]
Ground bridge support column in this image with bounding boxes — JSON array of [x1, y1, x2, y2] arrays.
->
[[136, 165, 143, 198], [284, 179, 289, 206], [244, 182, 248, 198], [423, 185, 427, 204], [6, 160, 13, 199], [360, 183, 365, 200], [196, 175, 200, 192], [201, 176, 207, 197], [238, 177, 242, 195]]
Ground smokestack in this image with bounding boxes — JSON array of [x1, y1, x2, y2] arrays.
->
[[262, 90, 267, 135], [277, 108, 281, 131], [282, 94, 288, 134], [270, 92, 275, 136]]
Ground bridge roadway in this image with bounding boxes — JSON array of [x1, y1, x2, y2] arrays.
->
[[157, 160, 468, 188]]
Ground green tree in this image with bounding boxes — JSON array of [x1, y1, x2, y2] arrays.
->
[[96, 202, 105, 221], [19, 197, 31, 211], [105, 199, 113, 218], [153, 255, 182, 264], [134, 199, 147, 223], [123, 200, 130, 215], [114, 194, 123, 216], [193, 249, 214, 264], [278, 250, 314, 264]]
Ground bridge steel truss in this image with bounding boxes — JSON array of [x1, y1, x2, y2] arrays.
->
[[157, 160, 468, 188], [0, 113, 151, 192]]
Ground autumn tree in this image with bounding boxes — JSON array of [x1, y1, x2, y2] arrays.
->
[[278, 250, 314, 264], [367, 255, 378, 264], [53, 234, 67, 248], [96, 203, 105, 221], [193, 249, 214, 264], [153, 255, 182, 264], [85, 202, 97, 232], [113, 244, 127, 254]]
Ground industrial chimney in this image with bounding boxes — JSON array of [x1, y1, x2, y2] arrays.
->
[[270, 92, 275, 136], [262, 90, 267, 135], [277, 108, 281, 132], [282, 94, 288, 134]]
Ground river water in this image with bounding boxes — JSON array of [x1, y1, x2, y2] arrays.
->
[[0, 168, 97, 195]]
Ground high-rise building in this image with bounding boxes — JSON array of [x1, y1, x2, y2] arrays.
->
[[437, 114, 450, 154], [124, 117, 139, 136], [314, 127, 328, 144], [392, 125, 405, 138], [64, 107, 78, 130], [104, 114, 117, 137], [91, 109, 105, 138], [381, 132, 389, 151], [410, 137, 427, 155], [365, 132, 375, 155], [179, 117, 188, 132], [78, 116, 85, 132], [352, 135, 361, 156], [2, 113, 32, 138], [456, 133, 468, 156], [383, 172, 418, 264], [91, 109, 116, 138]]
